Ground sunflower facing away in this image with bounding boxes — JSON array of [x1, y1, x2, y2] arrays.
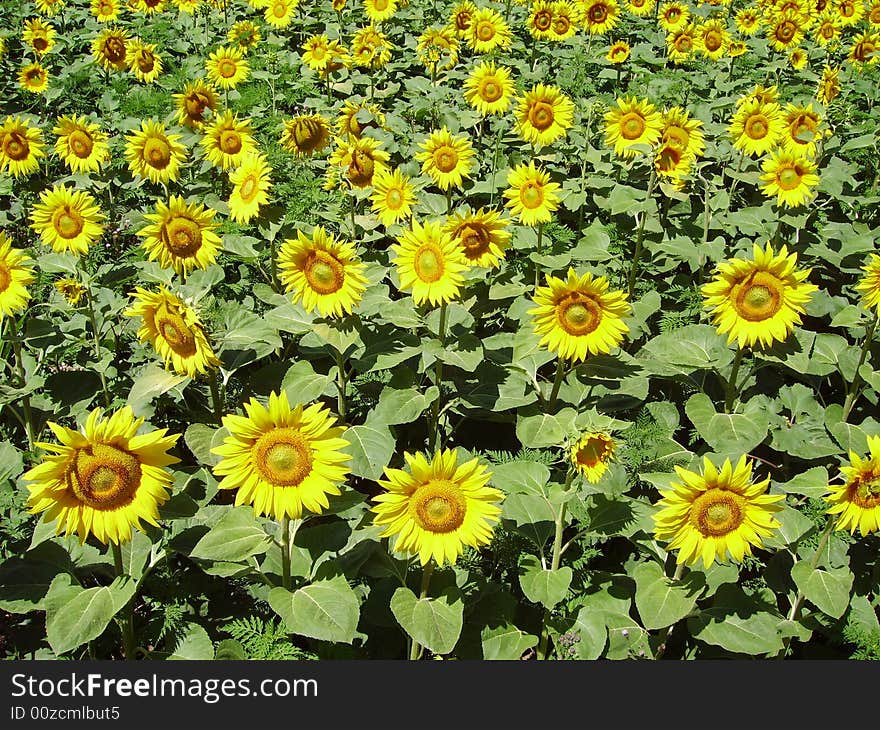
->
[[371, 449, 503, 566], [463, 61, 515, 116], [392, 219, 467, 307], [653, 456, 783, 567], [206, 46, 249, 89], [174, 79, 219, 129], [212, 392, 351, 521], [201, 110, 255, 170], [530, 268, 631, 361], [604, 96, 663, 158], [281, 114, 332, 157], [702, 242, 818, 349], [417, 26, 459, 74], [0, 115, 46, 178], [0, 233, 35, 322], [729, 98, 785, 157], [53, 114, 110, 174], [23, 407, 180, 544], [826, 435, 880, 535], [855, 254, 880, 315], [571, 432, 615, 483], [228, 152, 272, 224], [371, 168, 417, 227], [503, 161, 562, 226], [138, 196, 222, 276], [277, 226, 368, 318], [124, 119, 187, 185], [759, 151, 820, 208], [445, 207, 510, 268], [415, 127, 474, 191], [817, 64, 841, 105], [516, 84, 575, 146], [31, 185, 105, 256]]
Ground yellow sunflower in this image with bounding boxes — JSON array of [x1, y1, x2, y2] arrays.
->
[[571, 432, 615, 483], [364, 0, 397, 23], [138, 195, 222, 276], [264, 0, 297, 28], [134, 0, 166, 13], [417, 26, 459, 74], [53, 278, 86, 306], [729, 99, 785, 157], [789, 47, 808, 69], [0, 233, 35, 322], [351, 24, 393, 69], [371, 449, 503, 567], [228, 152, 272, 224], [728, 40, 749, 58], [736, 83, 779, 107], [370, 168, 417, 227], [463, 61, 515, 116], [849, 31, 880, 65], [467, 7, 513, 53], [206, 46, 249, 90], [816, 64, 841, 105], [228, 20, 261, 52], [702, 242, 818, 349], [503, 162, 562, 226], [92, 26, 129, 71], [759, 152, 819, 208], [31, 185, 105, 256], [201, 110, 255, 170], [0, 116, 45, 178], [766, 10, 804, 51], [128, 39, 162, 83], [528, 0, 555, 39], [91, 0, 121, 21], [835, 0, 864, 26], [281, 114, 332, 156], [277, 226, 367, 318], [607, 40, 631, 63], [450, 0, 477, 35], [22, 18, 56, 56], [735, 7, 762, 34], [580, 0, 620, 33], [392, 219, 467, 307], [415, 127, 474, 191], [661, 106, 705, 159], [625, 0, 655, 16], [336, 101, 385, 140], [658, 1, 690, 31], [781, 103, 822, 158], [445, 207, 510, 269], [869, 0, 880, 26], [695, 19, 729, 59], [516, 84, 575, 147], [653, 456, 783, 567], [549, 1, 582, 40], [212, 392, 351, 520], [34, 0, 64, 15], [124, 119, 186, 184], [530, 268, 631, 361], [24, 407, 180, 544], [667, 25, 696, 62], [174, 79, 219, 129], [826, 436, 880, 535], [18, 63, 49, 94], [302, 34, 333, 72], [604, 96, 663, 158], [53, 114, 110, 174], [328, 136, 390, 188], [855, 254, 880, 315], [814, 13, 842, 46], [655, 142, 693, 188]]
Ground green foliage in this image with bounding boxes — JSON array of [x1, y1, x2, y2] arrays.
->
[[222, 616, 315, 661]]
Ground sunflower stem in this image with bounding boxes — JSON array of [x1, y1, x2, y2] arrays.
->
[[428, 303, 447, 452], [726, 151, 746, 209], [409, 561, 435, 660], [547, 358, 567, 413], [334, 347, 348, 421], [488, 124, 503, 206], [208, 369, 223, 426], [626, 166, 657, 301], [654, 562, 687, 660], [538, 499, 568, 660], [7, 316, 36, 451], [112, 542, 137, 661], [724, 347, 745, 413], [842, 312, 878, 422], [82, 269, 111, 409], [349, 191, 357, 238], [533, 223, 544, 290], [281, 515, 292, 591]]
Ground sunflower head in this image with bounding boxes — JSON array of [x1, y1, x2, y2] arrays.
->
[[463, 61, 515, 116], [607, 40, 631, 63], [124, 119, 187, 185], [759, 151, 820, 208], [0, 233, 35, 322], [855, 253, 880, 315], [92, 27, 129, 71], [281, 114, 332, 156], [31, 185, 105, 257], [0, 115, 46, 178], [228, 152, 273, 224], [445, 207, 511, 268], [604, 96, 663, 158], [370, 168, 417, 228], [468, 7, 512, 53], [571, 432, 615, 483], [138, 195, 222, 276], [516, 84, 575, 147], [392, 219, 468, 307], [826, 436, 880, 535], [415, 127, 475, 191], [174, 79, 219, 129], [206, 45, 249, 89], [502, 161, 562, 226], [53, 277, 87, 306], [54, 114, 110, 173]]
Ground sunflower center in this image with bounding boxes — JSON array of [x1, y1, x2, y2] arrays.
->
[[535, 10, 552, 30], [820, 23, 835, 39], [433, 145, 459, 173], [271, 1, 287, 17], [776, 165, 804, 191], [840, 0, 854, 16], [185, 92, 210, 119], [553, 17, 571, 34], [385, 187, 404, 209], [104, 38, 126, 63], [304, 250, 345, 295], [310, 45, 327, 60], [589, 4, 608, 22], [666, 7, 681, 20], [620, 112, 646, 140], [254, 428, 313, 487], [163, 216, 202, 257], [476, 21, 495, 41], [528, 101, 555, 131], [412, 479, 467, 533], [69, 444, 141, 510], [851, 475, 880, 508], [656, 144, 682, 172], [68, 129, 94, 158], [238, 175, 258, 202], [457, 223, 490, 257], [52, 206, 85, 240], [557, 294, 602, 336], [155, 301, 197, 357], [776, 21, 796, 42], [218, 59, 237, 78], [520, 181, 545, 209], [291, 119, 326, 152], [455, 12, 472, 30], [414, 243, 445, 283], [689, 488, 744, 537], [33, 37, 49, 52], [143, 136, 171, 169], [0, 264, 10, 293], [136, 51, 155, 73], [219, 129, 242, 155], [374, 0, 389, 9], [704, 31, 722, 51], [745, 115, 769, 139], [479, 78, 502, 102], [675, 34, 693, 52], [4, 132, 29, 161], [575, 436, 610, 469], [733, 272, 784, 322], [348, 150, 375, 186], [663, 126, 689, 150]]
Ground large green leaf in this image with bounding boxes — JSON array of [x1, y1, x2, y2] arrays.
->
[[791, 563, 853, 619], [632, 561, 698, 631], [269, 576, 360, 644], [165, 623, 215, 660], [190, 507, 272, 562], [390, 586, 464, 655], [366, 386, 439, 427], [481, 624, 539, 660], [519, 555, 572, 609], [688, 586, 784, 655], [685, 393, 769, 453], [637, 325, 733, 376], [516, 408, 577, 448], [344, 423, 395, 480], [490, 461, 550, 495]]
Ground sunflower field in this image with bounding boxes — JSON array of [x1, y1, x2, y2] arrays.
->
[[1, 0, 880, 664]]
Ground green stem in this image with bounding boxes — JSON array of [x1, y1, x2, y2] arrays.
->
[[208, 369, 223, 425], [726, 151, 746, 209], [547, 358, 567, 413], [7, 316, 35, 450], [334, 348, 347, 421], [488, 125, 503, 206], [281, 515, 291, 591], [534, 223, 544, 290], [724, 347, 745, 413], [409, 561, 435, 660], [654, 562, 686, 660], [349, 191, 357, 238], [626, 167, 657, 301], [428, 303, 447, 452], [270, 237, 278, 291], [842, 312, 878, 422], [112, 542, 136, 661], [83, 271, 111, 409], [538, 499, 568, 660]]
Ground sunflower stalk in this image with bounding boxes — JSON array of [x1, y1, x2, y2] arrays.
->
[[334, 347, 348, 422], [534, 223, 544, 290], [626, 166, 657, 301], [726, 151, 747, 209], [208, 369, 223, 426], [428, 302, 448, 452], [538, 477, 571, 661], [654, 562, 687, 660], [111, 542, 137, 661], [488, 124, 504, 206], [82, 269, 111, 409], [723, 347, 745, 413], [7, 316, 36, 450], [547, 357, 567, 413], [841, 312, 878, 422], [409, 561, 435, 660], [280, 515, 292, 591]]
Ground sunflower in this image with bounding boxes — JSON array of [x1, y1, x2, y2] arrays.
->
[[364, 0, 397, 23], [503, 162, 562, 226], [124, 287, 220, 376], [736, 83, 779, 107], [351, 24, 393, 69], [450, 0, 477, 35], [31, 185, 105, 256], [463, 61, 515, 116], [329, 136, 389, 188], [604, 96, 663, 158], [849, 32, 880, 65], [728, 40, 749, 58], [835, 0, 864, 25], [138, 196, 222, 276], [53, 278, 86, 306], [370, 168, 417, 227], [528, 0, 555, 39], [173, 79, 219, 129], [729, 99, 785, 157], [735, 7, 762, 34], [124, 119, 187, 185], [19, 63, 49, 94], [607, 40, 631, 63], [92, 26, 129, 71], [516, 84, 575, 147], [695, 19, 729, 59], [90, 0, 121, 21], [855, 254, 880, 314], [302, 34, 333, 72], [228, 152, 272, 224], [212, 392, 351, 521], [0, 233, 35, 322], [206, 46, 249, 89], [128, 39, 162, 83], [666, 25, 696, 62], [816, 64, 841, 105], [530, 268, 630, 361], [371, 449, 503, 567], [263, 0, 296, 27], [781, 103, 822, 158], [625, 0, 655, 15], [445, 207, 510, 268], [0, 116, 46, 178], [22, 17, 56, 56], [702, 242, 817, 349], [228, 20, 261, 51], [550, 1, 581, 39], [813, 12, 841, 46], [658, 1, 690, 31], [201, 111, 255, 171], [869, 0, 880, 26], [281, 114, 332, 156], [766, 10, 804, 51], [660, 106, 705, 159], [826, 436, 880, 535], [34, 0, 64, 14], [467, 7, 513, 53], [336, 101, 385, 139], [417, 26, 459, 74], [392, 219, 467, 307], [277, 226, 367, 318], [53, 115, 109, 175], [653, 456, 783, 567], [759, 151, 819, 208], [23, 407, 180, 544], [415, 128, 474, 191], [571, 432, 615, 483], [789, 47, 808, 69], [655, 142, 693, 187], [133, 0, 166, 13]]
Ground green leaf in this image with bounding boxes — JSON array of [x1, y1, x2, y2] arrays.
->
[[0, 541, 74, 613], [344, 424, 395, 480], [281, 361, 332, 404], [632, 561, 698, 631], [685, 393, 769, 453], [516, 408, 577, 448], [214, 639, 248, 660], [390, 586, 464, 655], [127, 365, 189, 417], [502, 493, 556, 526], [481, 624, 539, 660], [0, 441, 24, 484], [185, 423, 225, 467], [638, 325, 733, 376], [165, 623, 215, 660], [763, 507, 816, 549], [569, 607, 608, 660], [791, 563, 853, 619], [366, 386, 439, 427], [490, 461, 550, 495], [773, 467, 830, 498], [519, 555, 572, 609], [687, 586, 784, 655], [190, 507, 272, 562], [269, 576, 360, 644]]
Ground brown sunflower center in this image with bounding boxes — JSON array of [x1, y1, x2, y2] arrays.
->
[[218, 59, 237, 78], [457, 223, 491, 257], [575, 436, 611, 469], [25, 68, 43, 85], [253, 428, 313, 487], [69, 444, 141, 510], [775, 21, 797, 43], [733, 272, 785, 322], [840, 0, 855, 16], [136, 51, 155, 73], [385, 187, 404, 209], [455, 12, 472, 30], [4, 132, 29, 161], [348, 149, 375, 186], [68, 129, 94, 158], [304, 250, 345, 295], [850, 475, 880, 508], [33, 37, 49, 52], [656, 144, 683, 172], [185, 92, 211, 120], [155, 300, 197, 357], [433, 145, 459, 173], [534, 10, 552, 30], [52, 206, 85, 240], [776, 165, 805, 191], [104, 37, 126, 64], [0, 264, 11, 293], [557, 293, 602, 336], [704, 30, 723, 51], [745, 114, 769, 139], [476, 21, 495, 42], [238, 174, 258, 202], [411, 479, 467, 533], [414, 243, 445, 283], [163, 216, 203, 257], [674, 34, 693, 52], [689, 488, 745, 537], [219, 129, 242, 155], [291, 119, 327, 152], [819, 22, 835, 39], [143, 136, 171, 169], [665, 7, 681, 21], [520, 181, 545, 209], [589, 4, 608, 23], [620, 112, 646, 140], [310, 45, 327, 60], [553, 17, 572, 34], [271, 1, 287, 18], [479, 78, 502, 102], [528, 101, 555, 131]]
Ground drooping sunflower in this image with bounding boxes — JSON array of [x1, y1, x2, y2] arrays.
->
[[702, 242, 817, 349], [0, 116, 46, 178], [766, 10, 804, 51], [528, 0, 555, 39], [417, 26, 459, 74], [816, 64, 841, 105], [657, 0, 690, 31], [371, 449, 503, 567], [0, 233, 35, 322], [445, 207, 510, 269], [729, 98, 785, 157], [467, 7, 513, 53], [90, 0, 121, 21], [201, 110, 255, 170], [549, 1, 582, 40], [138, 196, 222, 276], [463, 61, 515, 116], [516, 84, 575, 147], [92, 26, 129, 71], [849, 31, 880, 66], [735, 7, 762, 34], [22, 17, 56, 56], [759, 151, 819, 208], [228, 20, 261, 52], [781, 103, 822, 158], [281, 114, 332, 156], [530, 268, 631, 361], [125, 287, 221, 376], [31, 185, 105, 256], [415, 127, 474, 191], [571, 432, 615, 483], [364, 0, 398, 23], [228, 152, 272, 224], [450, 0, 477, 35], [206, 46, 249, 89], [370, 168, 417, 227], [660, 106, 705, 159], [653, 456, 783, 567], [263, 0, 297, 27], [24, 406, 180, 544], [54, 115, 110, 174], [666, 24, 696, 62], [328, 136, 389, 188], [128, 39, 163, 83], [277, 226, 367, 318], [124, 119, 187, 185], [607, 40, 631, 63], [19, 63, 49, 94], [174, 79, 219, 129], [604, 96, 663, 158], [336, 101, 385, 140], [580, 0, 620, 33], [392, 219, 467, 307], [53, 278, 86, 306], [826, 436, 880, 535], [695, 19, 729, 59], [503, 161, 562, 226], [212, 392, 351, 521]]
